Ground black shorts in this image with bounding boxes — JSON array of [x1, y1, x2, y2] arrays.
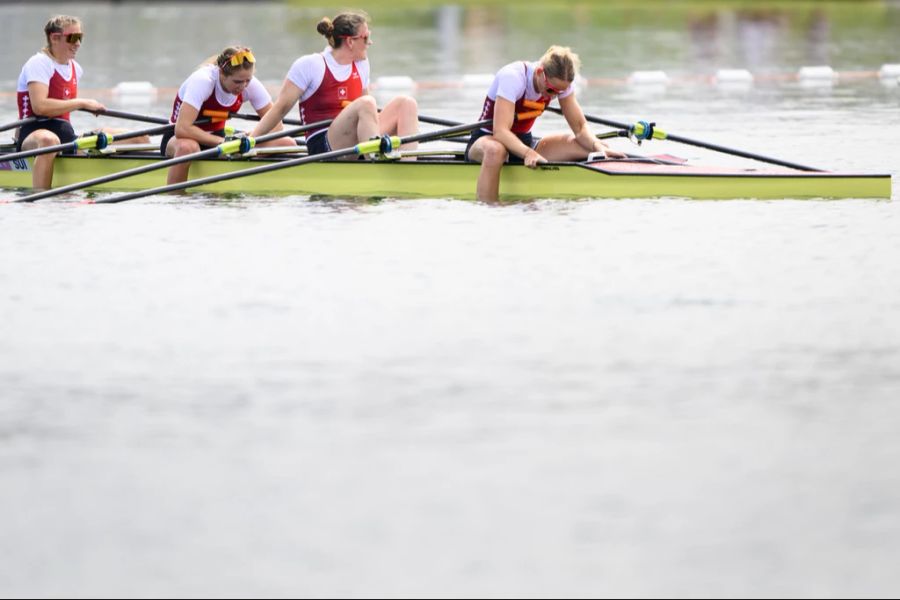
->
[[15, 118, 77, 153], [464, 128, 535, 164], [305, 131, 331, 156], [159, 128, 226, 156]]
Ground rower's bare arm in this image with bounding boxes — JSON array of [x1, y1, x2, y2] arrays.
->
[[494, 97, 540, 164], [252, 80, 302, 137], [256, 103, 284, 133], [559, 94, 593, 151], [560, 94, 626, 158], [175, 103, 222, 147], [27, 81, 105, 117]]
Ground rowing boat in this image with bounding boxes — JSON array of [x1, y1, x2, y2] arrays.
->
[[0, 151, 891, 200]]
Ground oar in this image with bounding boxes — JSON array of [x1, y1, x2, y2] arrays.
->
[[1, 121, 179, 163], [206, 110, 479, 139], [84, 108, 170, 125], [93, 119, 492, 204], [0, 116, 39, 133], [202, 110, 304, 127], [13, 119, 329, 203], [546, 106, 822, 172], [416, 113, 630, 147], [2, 110, 169, 134]]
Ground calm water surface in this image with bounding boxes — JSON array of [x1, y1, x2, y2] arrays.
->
[[1, 1, 900, 598]]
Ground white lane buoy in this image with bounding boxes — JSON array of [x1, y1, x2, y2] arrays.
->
[[714, 69, 754, 86], [627, 70, 670, 86], [374, 76, 416, 90]]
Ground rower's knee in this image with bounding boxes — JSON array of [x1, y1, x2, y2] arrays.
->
[[481, 141, 508, 167], [173, 138, 201, 156], [27, 130, 61, 149], [356, 95, 378, 115], [396, 95, 417, 113]]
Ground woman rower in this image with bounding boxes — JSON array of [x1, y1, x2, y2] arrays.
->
[[465, 45, 627, 201], [250, 11, 419, 159], [162, 46, 296, 185], [15, 15, 109, 189]]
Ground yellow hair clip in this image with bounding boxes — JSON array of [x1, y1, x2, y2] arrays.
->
[[229, 50, 256, 67]]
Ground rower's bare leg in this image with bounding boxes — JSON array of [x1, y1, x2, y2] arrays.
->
[[21, 130, 61, 190], [468, 136, 508, 202], [258, 134, 298, 149], [378, 95, 419, 157], [535, 133, 626, 161], [534, 133, 590, 161], [101, 127, 151, 146], [327, 96, 379, 157], [165, 137, 200, 185]]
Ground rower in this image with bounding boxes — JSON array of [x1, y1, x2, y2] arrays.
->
[[161, 46, 296, 185], [14, 15, 144, 190], [465, 46, 627, 201], [250, 10, 419, 159]]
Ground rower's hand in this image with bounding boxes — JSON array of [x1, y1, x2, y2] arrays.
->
[[604, 148, 628, 159], [80, 99, 107, 113], [524, 148, 547, 169]]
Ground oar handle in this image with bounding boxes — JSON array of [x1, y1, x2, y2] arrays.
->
[[546, 106, 823, 172]]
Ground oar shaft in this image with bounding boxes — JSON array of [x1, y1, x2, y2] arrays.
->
[[546, 106, 822, 172], [212, 111, 480, 136], [110, 122, 174, 142], [417, 114, 465, 128], [96, 119, 493, 204], [83, 108, 170, 125], [203, 110, 304, 127], [0, 116, 38, 133], [664, 132, 821, 172], [2, 109, 168, 138]]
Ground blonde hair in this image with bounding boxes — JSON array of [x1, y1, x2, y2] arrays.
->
[[540, 45, 581, 83], [316, 11, 369, 49], [43, 15, 81, 48]]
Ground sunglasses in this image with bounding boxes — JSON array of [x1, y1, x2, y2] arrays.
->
[[55, 32, 84, 44], [340, 33, 373, 46], [542, 71, 566, 96], [229, 49, 256, 67]]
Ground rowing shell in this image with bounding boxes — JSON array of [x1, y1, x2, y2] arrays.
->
[[0, 152, 891, 200]]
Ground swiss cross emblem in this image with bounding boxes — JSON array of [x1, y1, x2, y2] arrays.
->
[[338, 87, 347, 99]]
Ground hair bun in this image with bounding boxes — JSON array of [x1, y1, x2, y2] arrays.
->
[[316, 17, 334, 37]]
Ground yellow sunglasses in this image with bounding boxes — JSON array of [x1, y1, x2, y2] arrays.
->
[[229, 50, 256, 67]]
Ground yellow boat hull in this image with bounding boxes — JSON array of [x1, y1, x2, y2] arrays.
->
[[0, 154, 892, 200]]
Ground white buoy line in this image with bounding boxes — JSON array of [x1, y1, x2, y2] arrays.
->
[[4, 64, 894, 103]]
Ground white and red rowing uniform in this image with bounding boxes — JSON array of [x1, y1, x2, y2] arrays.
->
[[169, 64, 272, 132], [16, 52, 81, 120], [477, 61, 574, 134], [289, 47, 369, 143]]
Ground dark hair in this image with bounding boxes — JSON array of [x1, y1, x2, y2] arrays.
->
[[316, 11, 369, 49]]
